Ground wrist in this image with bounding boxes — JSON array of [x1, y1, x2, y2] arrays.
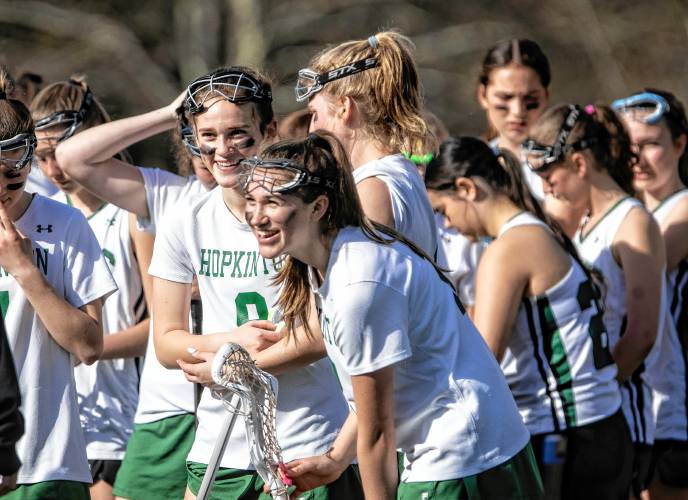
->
[[12, 264, 42, 288], [324, 446, 350, 473]]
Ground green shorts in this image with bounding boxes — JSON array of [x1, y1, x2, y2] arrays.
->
[[397, 443, 544, 500], [186, 460, 363, 499], [2, 480, 89, 500], [112, 413, 196, 500]]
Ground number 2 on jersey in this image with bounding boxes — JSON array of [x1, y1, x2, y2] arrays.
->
[[577, 280, 614, 369], [235, 291, 269, 326]]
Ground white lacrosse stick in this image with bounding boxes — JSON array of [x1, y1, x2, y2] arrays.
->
[[196, 342, 291, 500]]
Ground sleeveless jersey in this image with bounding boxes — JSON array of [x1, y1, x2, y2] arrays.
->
[[3, 195, 117, 483], [353, 154, 438, 258], [649, 189, 688, 441], [53, 192, 146, 459], [312, 226, 530, 482], [434, 212, 484, 307], [573, 197, 660, 444], [149, 187, 349, 469], [499, 213, 620, 435], [134, 167, 208, 424]]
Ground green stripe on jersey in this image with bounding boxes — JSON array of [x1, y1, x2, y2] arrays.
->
[[537, 296, 577, 428]]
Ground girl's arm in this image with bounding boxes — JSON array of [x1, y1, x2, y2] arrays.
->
[[152, 277, 282, 369], [473, 240, 528, 361], [352, 366, 398, 500], [612, 207, 665, 381], [100, 216, 155, 360], [55, 92, 186, 218], [658, 198, 688, 273]]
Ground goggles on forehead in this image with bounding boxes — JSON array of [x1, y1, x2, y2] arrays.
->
[[185, 71, 272, 115], [522, 104, 594, 172], [0, 133, 37, 171], [611, 92, 669, 125], [238, 157, 336, 194], [295, 57, 378, 102], [34, 85, 94, 143], [179, 122, 201, 157]]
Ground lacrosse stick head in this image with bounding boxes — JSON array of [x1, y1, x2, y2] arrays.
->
[[211, 343, 292, 497]]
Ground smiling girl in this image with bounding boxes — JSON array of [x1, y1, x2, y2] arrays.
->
[[241, 131, 543, 499]]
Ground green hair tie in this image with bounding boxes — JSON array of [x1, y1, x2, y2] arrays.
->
[[402, 151, 434, 166]]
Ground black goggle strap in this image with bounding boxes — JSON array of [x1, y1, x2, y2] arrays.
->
[[550, 104, 581, 161], [316, 57, 378, 87], [34, 82, 94, 142]]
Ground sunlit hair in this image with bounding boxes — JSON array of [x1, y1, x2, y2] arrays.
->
[[0, 67, 33, 140], [260, 130, 440, 339], [425, 136, 594, 284], [308, 30, 435, 156], [640, 88, 688, 186], [529, 103, 635, 195], [188, 65, 275, 133]]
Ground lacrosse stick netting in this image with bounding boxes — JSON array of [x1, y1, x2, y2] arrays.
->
[[210, 342, 292, 499]]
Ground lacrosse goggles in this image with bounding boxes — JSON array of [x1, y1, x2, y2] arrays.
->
[[239, 157, 336, 194], [522, 105, 596, 172], [34, 83, 94, 143], [185, 70, 272, 115], [611, 92, 669, 125], [176, 111, 201, 157], [0, 133, 37, 171], [295, 57, 378, 102]]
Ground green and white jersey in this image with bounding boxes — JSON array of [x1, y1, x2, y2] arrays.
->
[[134, 167, 209, 424], [574, 197, 660, 444], [149, 187, 349, 469], [499, 213, 620, 436], [3, 195, 117, 484], [352, 154, 438, 259], [53, 193, 146, 460], [648, 189, 688, 441], [312, 226, 530, 483]]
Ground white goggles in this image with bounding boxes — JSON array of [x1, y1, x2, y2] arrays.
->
[[185, 71, 272, 114], [34, 85, 94, 142], [238, 157, 335, 194], [294, 57, 378, 102], [0, 133, 37, 171]]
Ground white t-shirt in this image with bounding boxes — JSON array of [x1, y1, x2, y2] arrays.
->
[[134, 167, 208, 424], [53, 193, 145, 459], [311, 226, 529, 482], [24, 162, 58, 197], [149, 188, 349, 469], [434, 213, 484, 307], [4, 195, 117, 484], [574, 197, 662, 444], [353, 154, 438, 259]]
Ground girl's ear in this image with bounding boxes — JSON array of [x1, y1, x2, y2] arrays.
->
[[454, 177, 478, 201], [262, 119, 278, 144], [338, 96, 356, 126], [477, 84, 489, 111], [570, 151, 589, 178], [311, 194, 330, 222], [674, 132, 687, 158]]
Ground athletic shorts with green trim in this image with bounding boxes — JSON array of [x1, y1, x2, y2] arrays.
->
[[186, 460, 363, 499], [397, 443, 544, 500], [2, 480, 89, 500], [112, 412, 196, 500]]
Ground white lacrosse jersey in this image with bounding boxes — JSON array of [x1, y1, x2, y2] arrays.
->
[[647, 189, 688, 441], [311, 226, 530, 482], [53, 193, 146, 460], [498, 213, 620, 436], [149, 187, 349, 469], [134, 167, 208, 424], [574, 196, 661, 444], [3, 195, 117, 484], [25, 162, 58, 197], [353, 154, 438, 259], [434, 212, 484, 307]]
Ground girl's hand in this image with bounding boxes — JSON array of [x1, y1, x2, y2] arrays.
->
[[169, 89, 188, 118], [0, 203, 34, 278], [278, 453, 346, 498], [177, 348, 216, 387]]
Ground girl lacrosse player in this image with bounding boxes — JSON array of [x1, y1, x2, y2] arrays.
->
[[241, 131, 543, 499], [526, 103, 667, 497], [614, 89, 688, 499], [478, 38, 584, 236], [296, 31, 438, 257], [0, 69, 117, 499], [30, 78, 153, 500], [149, 66, 360, 499], [55, 90, 216, 500], [425, 136, 632, 498]]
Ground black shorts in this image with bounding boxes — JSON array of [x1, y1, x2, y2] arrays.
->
[[650, 439, 688, 488], [532, 410, 634, 500], [88, 459, 122, 487]]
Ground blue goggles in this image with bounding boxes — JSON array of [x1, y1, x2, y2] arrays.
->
[[611, 92, 669, 125]]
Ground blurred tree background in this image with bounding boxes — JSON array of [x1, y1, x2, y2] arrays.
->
[[1, 0, 687, 168]]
